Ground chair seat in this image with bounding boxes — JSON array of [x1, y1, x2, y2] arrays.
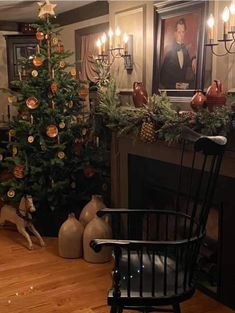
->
[[108, 251, 195, 305]]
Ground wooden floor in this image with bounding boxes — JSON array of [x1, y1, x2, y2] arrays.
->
[[0, 229, 234, 313]]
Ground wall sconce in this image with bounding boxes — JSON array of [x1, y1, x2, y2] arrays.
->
[[205, 0, 235, 56], [96, 28, 133, 71]]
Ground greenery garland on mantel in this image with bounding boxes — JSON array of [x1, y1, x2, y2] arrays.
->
[[95, 78, 231, 144]]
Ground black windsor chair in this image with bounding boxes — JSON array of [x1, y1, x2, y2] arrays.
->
[[91, 127, 227, 313]]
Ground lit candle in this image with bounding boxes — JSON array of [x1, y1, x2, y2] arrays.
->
[[101, 33, 107, 53], [18, 71, 22, 81], [207, 14, 215, 40], [96, 39, 102, 55], [115, 26, 121, 48], [123, 33, 129, 53], [96, 136, 99, 147], [222, 6, 230, 35], [108, 28, 113, 49], [230, 0, 235, 31]]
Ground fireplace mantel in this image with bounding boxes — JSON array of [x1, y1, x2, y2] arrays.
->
[[110, 133, 235, 310], [111, 133, 235, 208]]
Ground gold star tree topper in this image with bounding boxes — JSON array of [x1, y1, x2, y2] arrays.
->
[[38, 0, 57, 18]]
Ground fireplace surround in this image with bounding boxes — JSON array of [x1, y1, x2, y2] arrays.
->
[[111, 133, 235, 310]]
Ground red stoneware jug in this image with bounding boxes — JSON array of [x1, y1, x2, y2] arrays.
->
[[132, 82, 148, 108], [190, 90, 207, 111], [206, 80, 226, 112]]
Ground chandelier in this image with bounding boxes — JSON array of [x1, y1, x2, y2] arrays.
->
[[96, 27, 133, 71], [206, 0, 235, 56]]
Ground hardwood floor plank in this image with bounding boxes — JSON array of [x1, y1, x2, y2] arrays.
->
[[0, 229, 233, 313]]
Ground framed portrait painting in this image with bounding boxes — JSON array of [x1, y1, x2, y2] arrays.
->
[[152, 1, 208, 99]]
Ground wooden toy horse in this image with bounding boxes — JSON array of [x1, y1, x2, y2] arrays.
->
[[0, 195, 45, 250]]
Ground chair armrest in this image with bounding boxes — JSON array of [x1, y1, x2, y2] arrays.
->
[[90, 235, 204, 252], [97, 208, 192, 219]]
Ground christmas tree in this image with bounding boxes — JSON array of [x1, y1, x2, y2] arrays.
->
[[0, 0, 110, 235]]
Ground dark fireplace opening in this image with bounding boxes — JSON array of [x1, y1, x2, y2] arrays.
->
[[128, 154, 220, 294]]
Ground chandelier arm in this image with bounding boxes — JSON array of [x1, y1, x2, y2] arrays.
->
[[209, 45, 229, 57], [224, 40, 235, 54]]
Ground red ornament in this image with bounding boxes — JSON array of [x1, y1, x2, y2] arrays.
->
[[13, 164, 25, 179], [56, 44, 64, 53], [33, 56, 43, 67], [72, 140, 82, 155], [83, 165, 96, 178], [36, 31, 44, 41], [0, 169, 11, 182], [51, 82, 57, 93]]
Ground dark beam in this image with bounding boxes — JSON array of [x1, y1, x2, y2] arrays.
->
[[0, 21, 19, 32], [56, 1, 109, 26]]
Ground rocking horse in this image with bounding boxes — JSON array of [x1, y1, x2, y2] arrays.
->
[[0, 195, 45, 250]]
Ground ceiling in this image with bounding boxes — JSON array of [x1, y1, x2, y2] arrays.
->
[[0, 1, 94, 22]]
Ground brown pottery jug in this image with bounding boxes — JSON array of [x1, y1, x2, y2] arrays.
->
[[79, 195, 106, 227], [206, 80, 226, 112], [58, 213, 84, 258], [190, 90, 207, 111], [132, 82, 148, 108], [83, 215, 112, 263]]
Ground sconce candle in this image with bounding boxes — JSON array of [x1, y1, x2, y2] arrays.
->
[[115, 27, 121, 48], [101, 33, 107, 53], [207, 14, 215, 40], [222, 6, 230, 35], [108, 28, 113, 49], [96, 39, 102, 55], [230, 0, 235, 30], [123, 33, 129, 53]]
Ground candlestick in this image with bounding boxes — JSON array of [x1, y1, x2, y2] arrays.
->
[[18, 71, 22, 81], [115, 27, 121, 48], [222, 6, 230, 35], [96, 136, 99, 147], [108, 28, 113, 49], [96, 39, 102, 55], [37, 44, 40, 54], [30, 115, 34, 124], [101, 33, 107, 53], [52, 68, 55, 79], [230, 1, 235, 31], [123, 33, 129, 53], [207, 14, 215, 40]]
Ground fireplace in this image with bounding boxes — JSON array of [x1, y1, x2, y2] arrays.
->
[[111, 134, 235, 309]]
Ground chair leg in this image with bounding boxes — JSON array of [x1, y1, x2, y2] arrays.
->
[[173, 303, 181, 313], [110, 306, 123, 313]]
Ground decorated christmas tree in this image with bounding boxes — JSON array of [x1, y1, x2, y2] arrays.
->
[[0, 0, 110, 235]]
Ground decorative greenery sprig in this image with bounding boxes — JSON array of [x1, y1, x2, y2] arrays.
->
[[95, 72, 231, 144]]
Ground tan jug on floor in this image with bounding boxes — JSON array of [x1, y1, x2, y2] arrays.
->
[[83, 216, 112, 263], [58, 213, 84, 258], [79, 195, 106, 227]]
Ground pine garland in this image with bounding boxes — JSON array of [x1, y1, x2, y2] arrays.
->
[[95, 76, 231, 144]]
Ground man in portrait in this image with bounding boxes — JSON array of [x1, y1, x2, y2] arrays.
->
[[160, 18, 196, 90]]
